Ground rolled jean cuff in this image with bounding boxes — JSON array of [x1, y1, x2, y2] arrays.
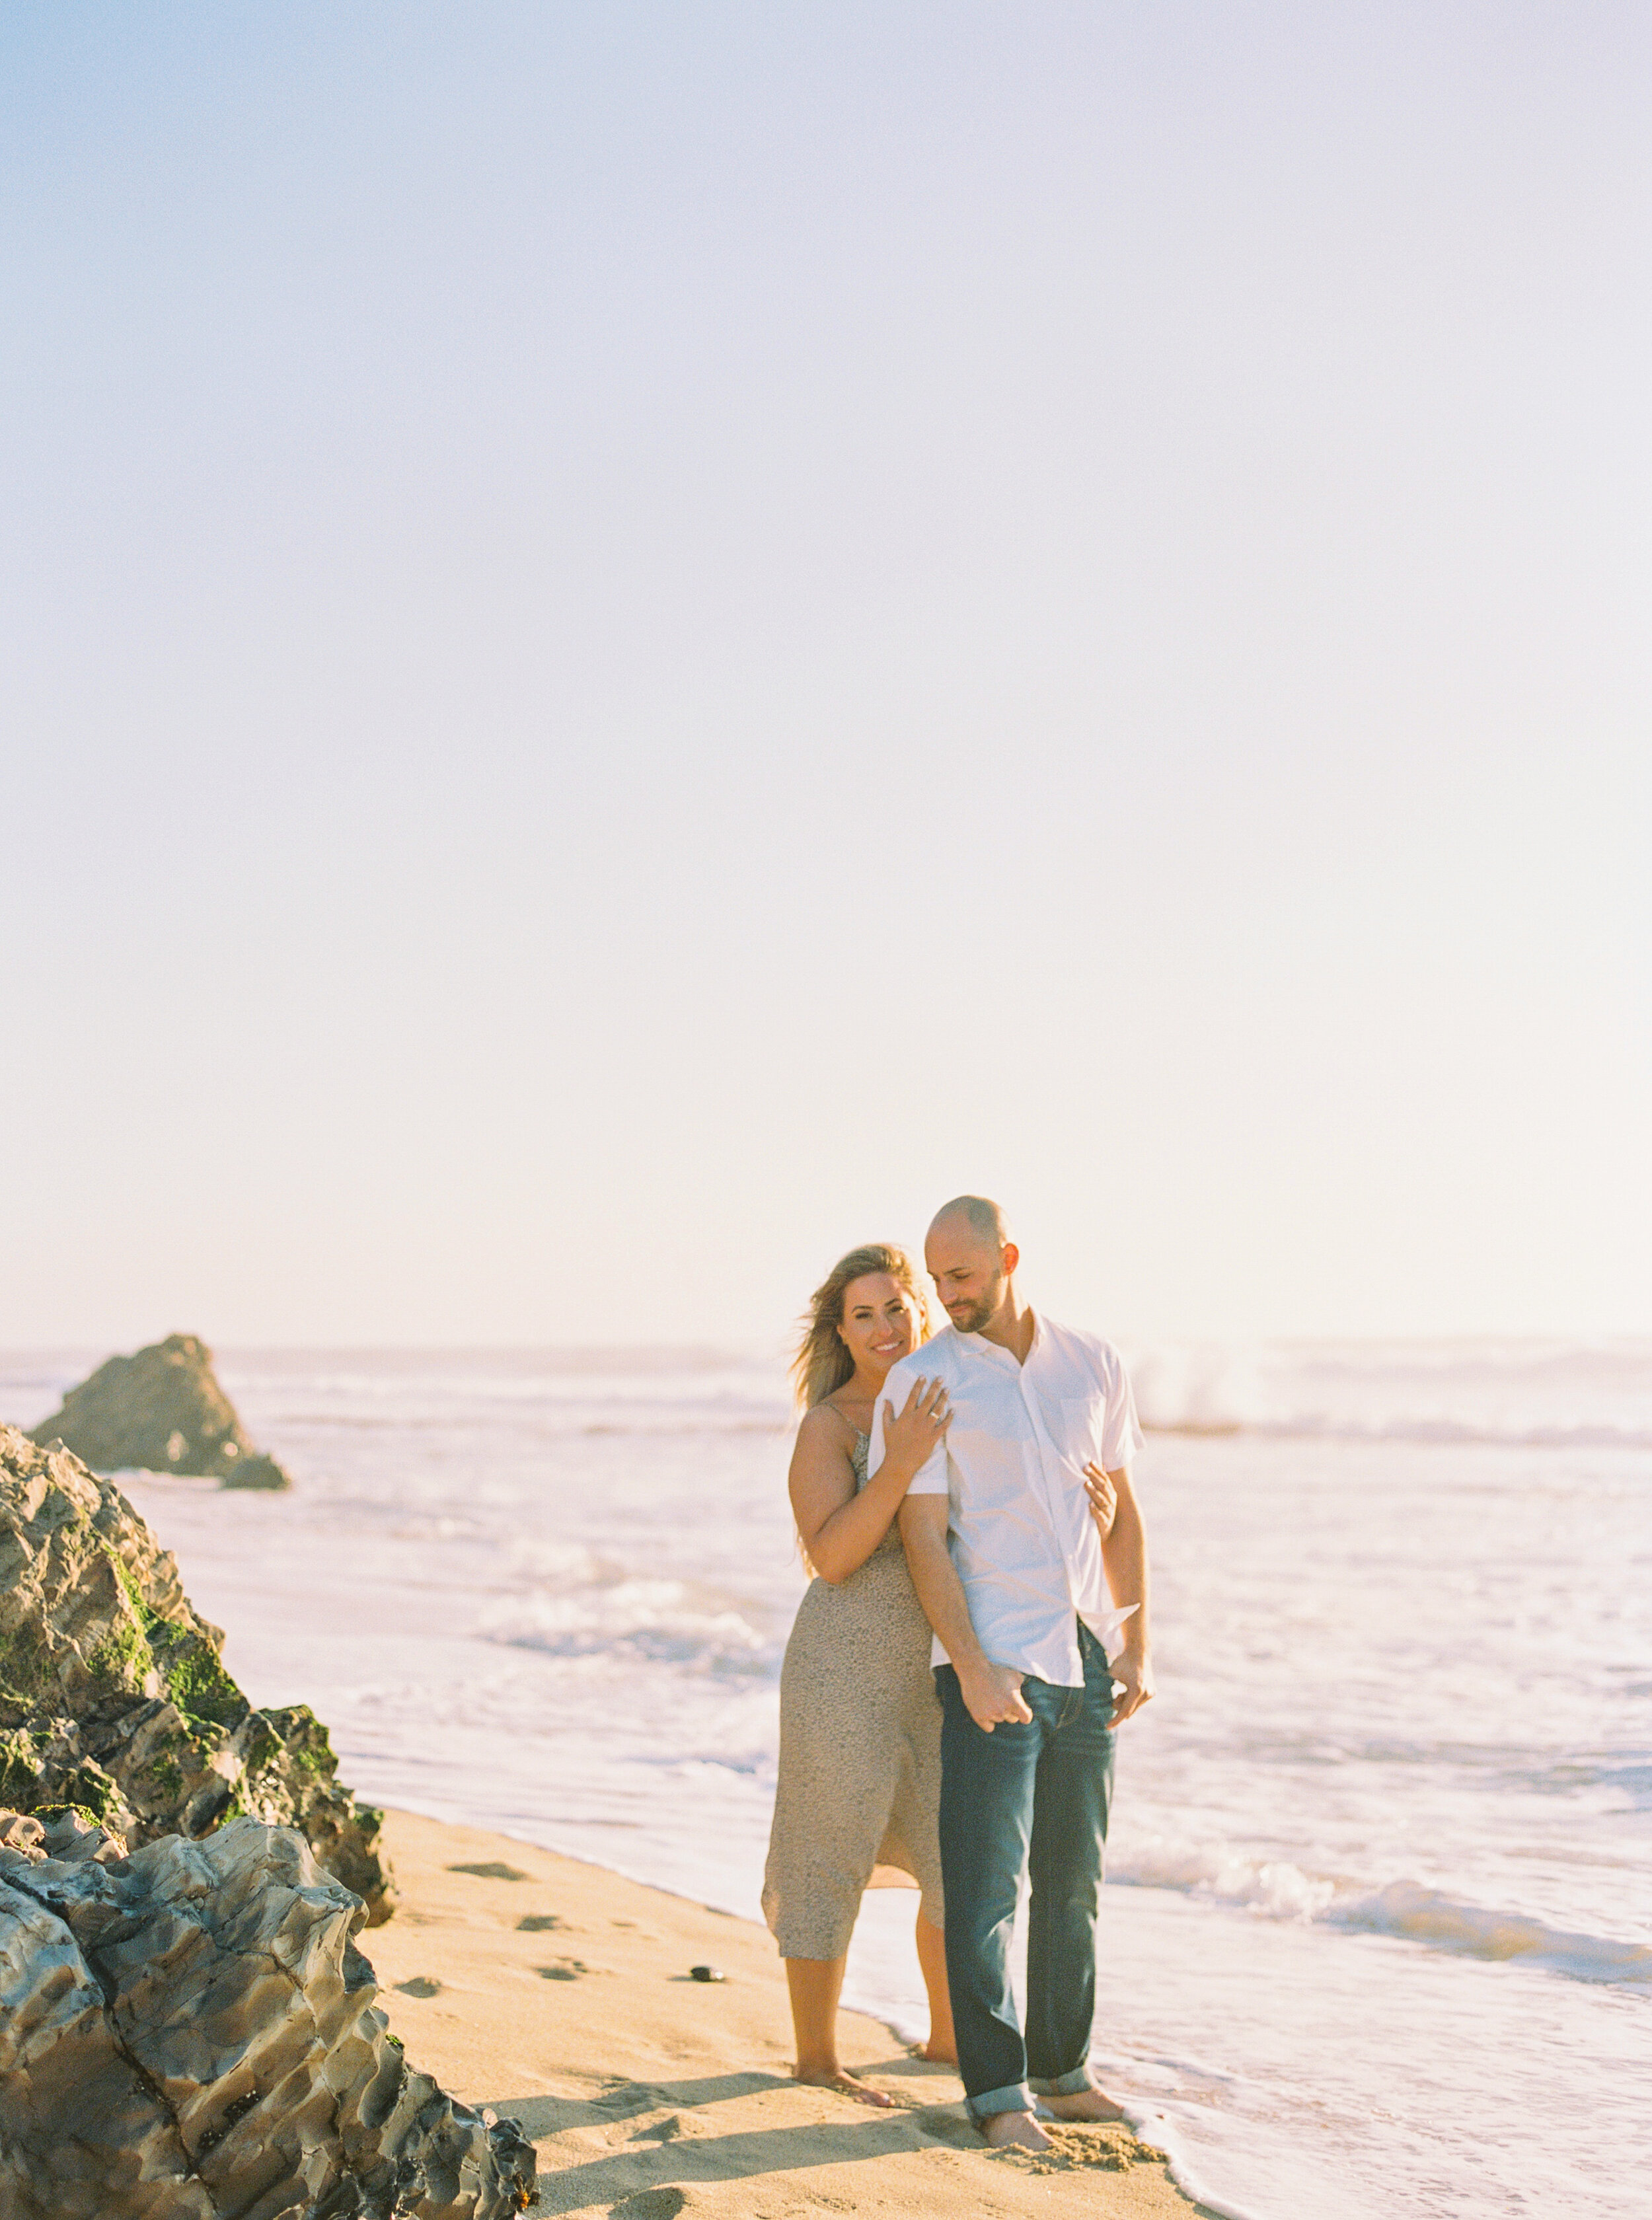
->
[[966, 2081, 1033, 2126], [1028, 2065, 1095, 2098]]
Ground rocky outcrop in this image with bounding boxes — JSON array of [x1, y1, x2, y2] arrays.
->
[[30, 1333, 291, 1489], [0, 1425, 394, 1923], [0, 1807, 535, 2219]]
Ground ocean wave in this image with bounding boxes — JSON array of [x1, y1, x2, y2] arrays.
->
[[482, 1579, 780, 1679], [1328, 1881, 1652, 1983], [1231, 1415, 1652, 1452], [1109, 1841, 1339, 1919], [506, 1538, 619, 1584], [1110, 1841, 1651, 1984], [1125, 1337, 1652, 1450], [256, 1406, 790, 1439]]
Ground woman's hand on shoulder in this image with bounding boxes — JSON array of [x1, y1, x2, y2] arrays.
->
[[879, 1374, 951, 1485]]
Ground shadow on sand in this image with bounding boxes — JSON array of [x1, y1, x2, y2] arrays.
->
[[476, 2060, 979, 2207]]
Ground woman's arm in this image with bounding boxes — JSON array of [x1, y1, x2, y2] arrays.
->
[[1099, 1466, 1154, 1723], [790, 1378, 950, 1584]]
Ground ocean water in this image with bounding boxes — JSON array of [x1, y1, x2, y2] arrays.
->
[[4, 1340, 1648, 2220]]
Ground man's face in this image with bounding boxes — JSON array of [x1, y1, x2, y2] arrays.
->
[[925, 1220, 1008, 1335]]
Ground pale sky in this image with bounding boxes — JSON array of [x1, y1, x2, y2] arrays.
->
[[3, 4, 1649, 1349]]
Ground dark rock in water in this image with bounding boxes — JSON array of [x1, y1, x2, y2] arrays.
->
[[0, 1806, 535, 2219], [220, 1448, 291, 1491], [0, 1424, 395, 1923], [29, 1331, 293, 1489]]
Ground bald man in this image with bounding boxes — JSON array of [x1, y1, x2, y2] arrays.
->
[[866, 1196, 1152, 2151]]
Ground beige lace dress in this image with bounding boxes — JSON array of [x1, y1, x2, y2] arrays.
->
[[762, 1423, 944, 1958]]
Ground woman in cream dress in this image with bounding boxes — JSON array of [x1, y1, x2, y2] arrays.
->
[[762, 1242, 956, 2102]]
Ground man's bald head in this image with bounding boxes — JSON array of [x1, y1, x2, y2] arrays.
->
[[928, 1195, 1010, 1251]]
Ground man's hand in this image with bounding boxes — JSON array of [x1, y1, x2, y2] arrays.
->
[[1108, 1650, 1155, 1726], [1082, 1461, 1117, 1539], [958, 1659, 1033, 1732]]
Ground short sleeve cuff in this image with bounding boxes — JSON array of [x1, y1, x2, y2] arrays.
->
[[904, 1447, 950, 1496], [1104, 1417, 1145, 1470]]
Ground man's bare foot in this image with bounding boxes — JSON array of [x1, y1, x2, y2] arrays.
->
[[1044, 2084, 1129, 2123], [792, 2065, 893, 2108], [981, 2108, 1051, 2151], [919, 2039, 958, 2065]]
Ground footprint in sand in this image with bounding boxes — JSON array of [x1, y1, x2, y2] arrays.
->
[[517, 1913, 566, 1931], [535, 1958, 600, 1980], [610, 2191, 693, 2219], [446, 1860, 529, 1881], [393, 1976, 442, 1999]]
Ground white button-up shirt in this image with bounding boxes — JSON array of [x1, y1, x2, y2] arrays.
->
[[868, 1312, 1144, 1686]]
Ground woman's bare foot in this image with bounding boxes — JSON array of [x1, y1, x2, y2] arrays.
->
[[918, 2038, 958, 2065], [792, 2065, 893, 2108], [981, 2108, 1051, 2151], [1044, 2084, 1129, 2123]]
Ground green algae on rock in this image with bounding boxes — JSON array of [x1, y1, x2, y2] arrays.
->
[[0, 1424, 394, 1921]]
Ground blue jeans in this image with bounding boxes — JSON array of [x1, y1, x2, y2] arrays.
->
[[936, 1620, 1115, 2122]]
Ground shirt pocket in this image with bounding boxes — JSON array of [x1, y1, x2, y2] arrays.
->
[[1059, 1395, 1106, 1475]]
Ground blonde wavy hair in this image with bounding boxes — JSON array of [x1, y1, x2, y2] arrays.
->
[[791, 1242, 934, 1410]]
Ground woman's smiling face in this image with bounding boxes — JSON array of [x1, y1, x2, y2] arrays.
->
[[837, 1273, 920, 1379]]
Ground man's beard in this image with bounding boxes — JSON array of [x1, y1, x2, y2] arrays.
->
[[947, 1273, 1004, 1335]]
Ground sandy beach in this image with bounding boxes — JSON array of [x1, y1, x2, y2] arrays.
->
[[368, 1808, 1212, 2219]]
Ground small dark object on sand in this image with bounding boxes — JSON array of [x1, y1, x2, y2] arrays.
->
[[689, 1963, 726, 1982]]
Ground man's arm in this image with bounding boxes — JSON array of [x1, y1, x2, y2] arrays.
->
[[898, 1494, 1033, 1731], [1099, 1465, 1154, 1724]]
